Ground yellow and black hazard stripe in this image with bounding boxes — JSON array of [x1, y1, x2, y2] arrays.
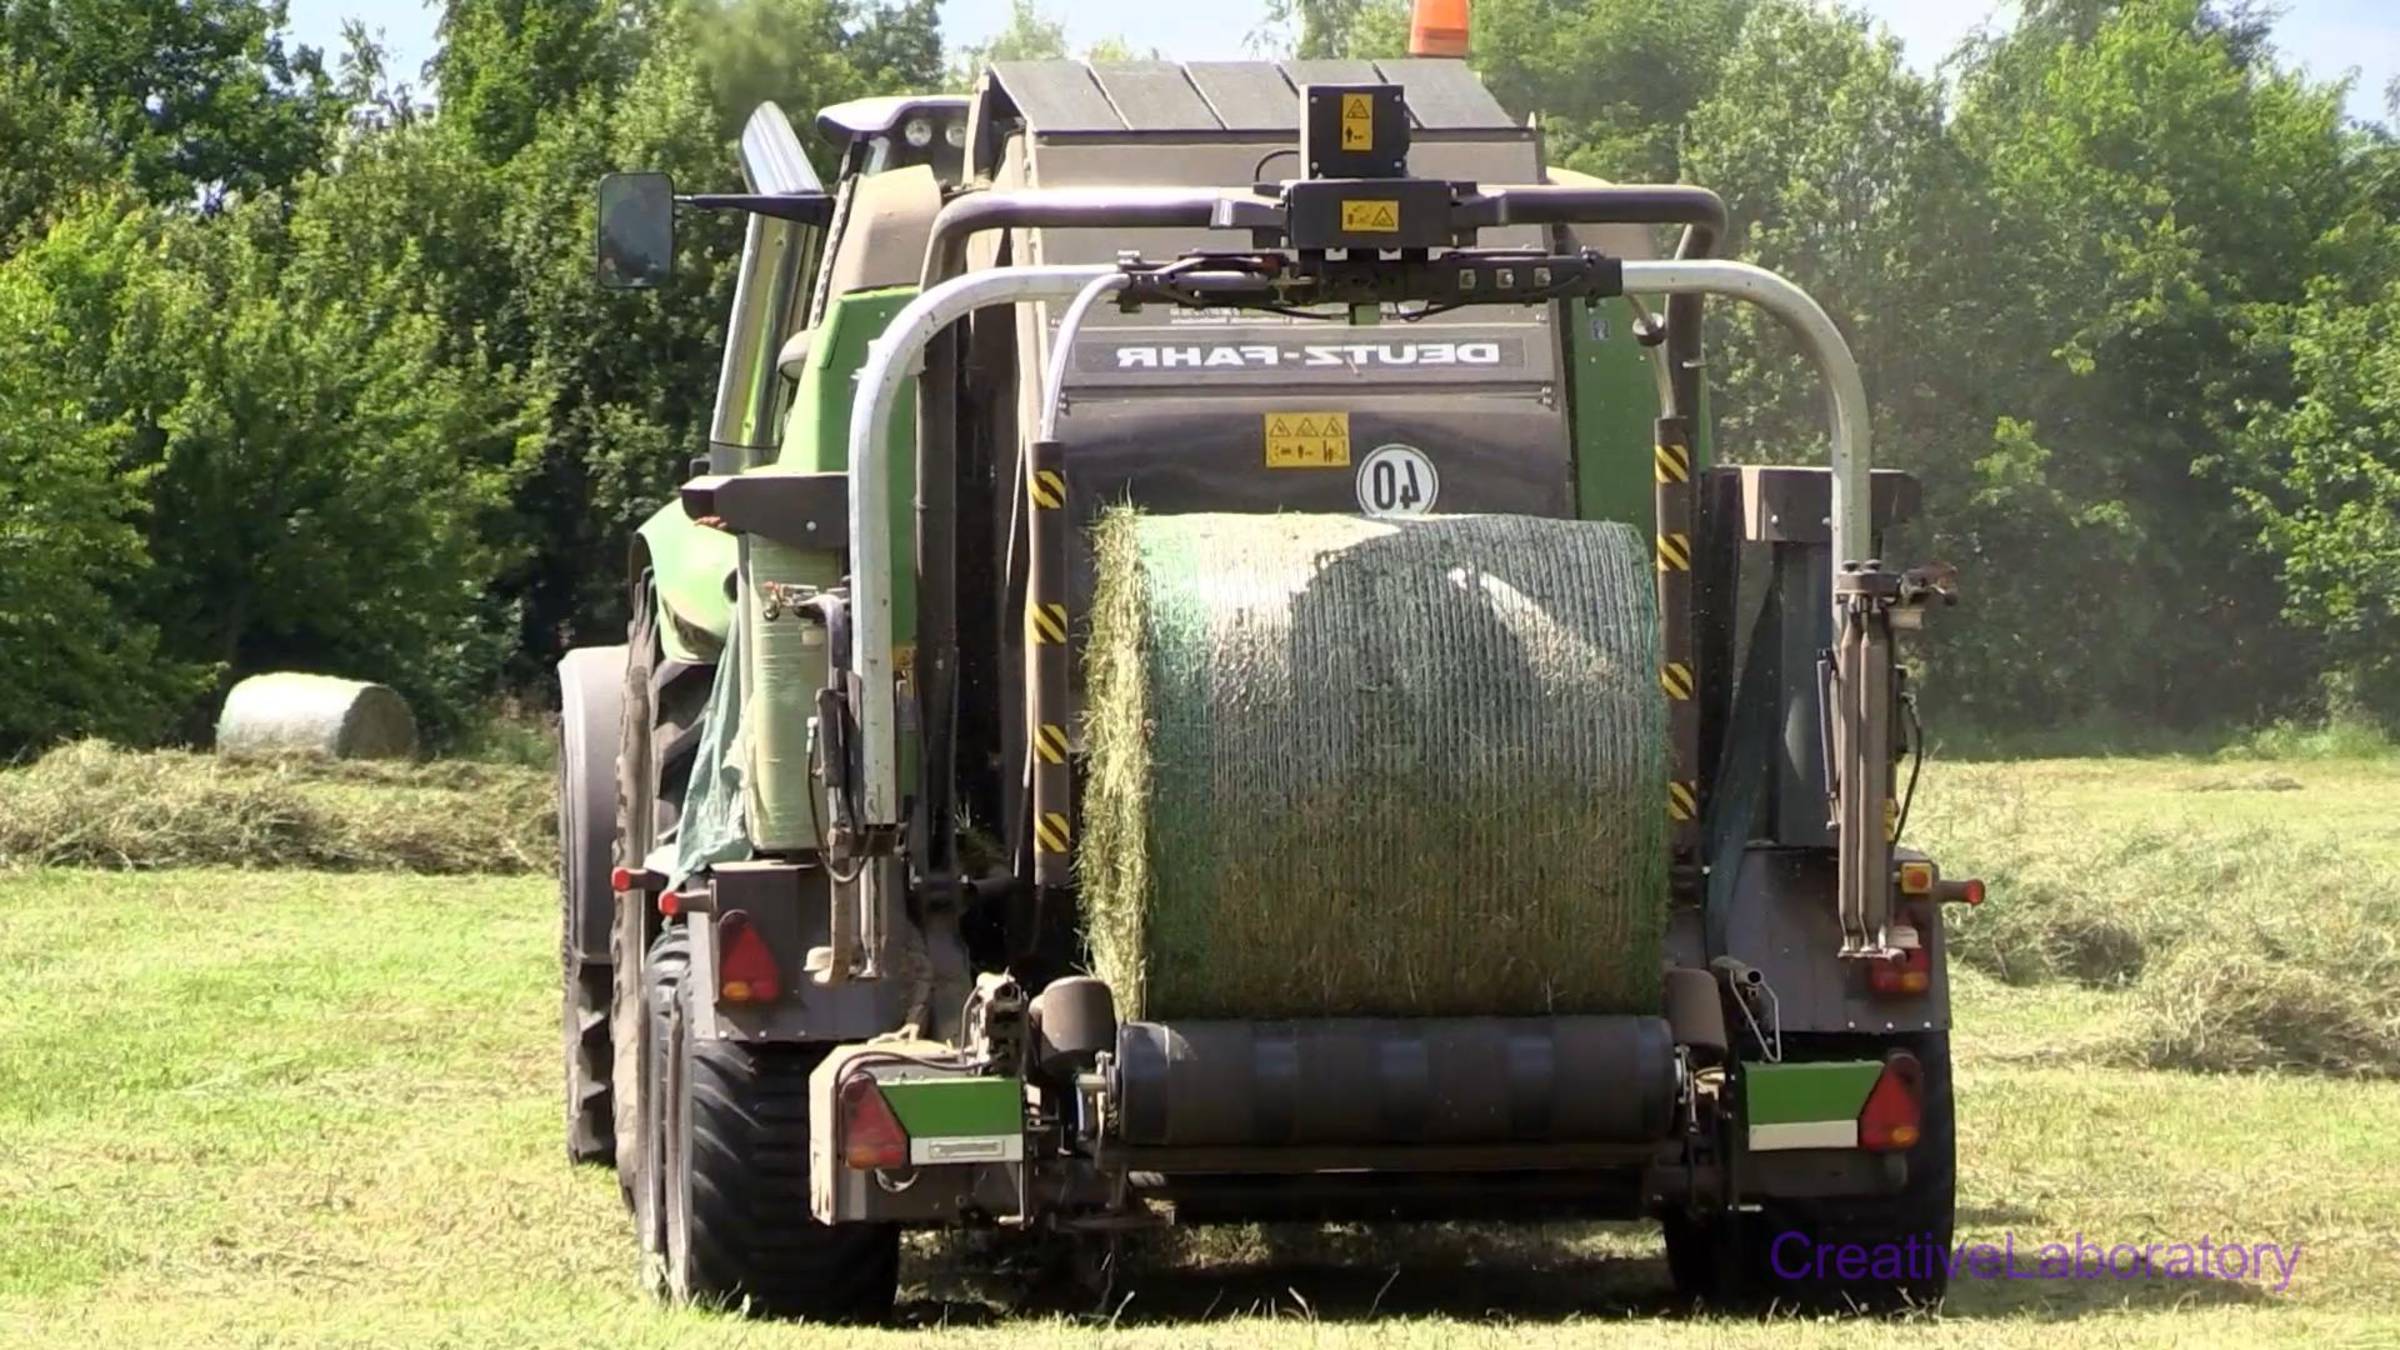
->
[[1033, 722, 1069, 765], [1027, 602, 1069, 644], [1655, 531, 1691, 572], [1660, 661, 1694, 701], [1667, 780, 1699, 823], [1653, 441, 1691, 484], [1028, 468, 1066, 509], [1035, 811, 1073, 854]]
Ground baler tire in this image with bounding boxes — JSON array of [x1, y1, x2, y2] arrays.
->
[[635, 928, 690, 1298], [611, 573, 713, 1205], [558, 645, 628, 1168], [561, 925, 614, 1166], [1670, 1031, 1956, 1313], [663, 1005, 900, 1322]]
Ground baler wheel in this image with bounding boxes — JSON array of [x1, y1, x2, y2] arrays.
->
[[610, 572, 713, 1205], [1668, 1030, 1956, 1313], [557, 644, 628, 1167], [660, 995, 900, 1321], [634, 929, 689, 1297]]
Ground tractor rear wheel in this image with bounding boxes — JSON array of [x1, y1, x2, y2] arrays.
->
[[1668, 1031, 1955, 1313], [659, 994, 900, 1321]]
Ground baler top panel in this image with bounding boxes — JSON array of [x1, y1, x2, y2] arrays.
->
[[966, 60, 1569, 522], [980, 58, 1517, 140]]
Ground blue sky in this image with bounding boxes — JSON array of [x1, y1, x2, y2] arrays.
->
[[287, 0, 2395, 126]]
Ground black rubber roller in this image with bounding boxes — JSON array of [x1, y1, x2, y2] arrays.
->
[[1115, 1015, 1677, 1148]]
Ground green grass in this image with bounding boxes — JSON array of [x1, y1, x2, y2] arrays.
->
[[2, 757, 2398, 1346]]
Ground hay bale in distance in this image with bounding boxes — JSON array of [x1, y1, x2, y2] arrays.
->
[[216, 673, 418, 760], [1082, 511, 1667, 1021]]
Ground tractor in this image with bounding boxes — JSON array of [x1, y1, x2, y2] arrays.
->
[[556, 7, 1975, 1321]]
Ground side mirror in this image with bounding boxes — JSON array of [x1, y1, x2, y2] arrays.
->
[[596, 172, 675, 289]]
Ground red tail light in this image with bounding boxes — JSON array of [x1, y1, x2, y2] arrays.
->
[[840, 1074, 909, 1170], [1859, 1053, 1924, 1151], [1868, 943, 1932, 997], [1938, 877, 1987, 906], [716, 910, 781, 1003]]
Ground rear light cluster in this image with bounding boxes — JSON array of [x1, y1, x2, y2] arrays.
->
[[1858, 1052, 1924, 1151], [839, 1074, 909, 1170], [716, 909, 781, 1003], [1868, 942, 1932, 996]]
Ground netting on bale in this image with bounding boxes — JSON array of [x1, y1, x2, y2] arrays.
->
[[1082, 511, 1666, 1021], [215, 673, 418, 760]]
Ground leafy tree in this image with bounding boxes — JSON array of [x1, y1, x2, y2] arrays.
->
[[2235, 218, 2400, 717], [433, 0, 655, 165], [1932, 0, 2351, 726], [121, 189, 534, 736], [0, 60, 117, 247], [0, 0, 340, 204], [1685, 2, 1956, 460], [691, 0, 944, 152], [0, 202, 210, 752], [952, 0, 1068, 77], [1261, 0, 1747, 180]]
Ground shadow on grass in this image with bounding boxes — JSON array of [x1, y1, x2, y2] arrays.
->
[[892, 1221, 2273, 1328]]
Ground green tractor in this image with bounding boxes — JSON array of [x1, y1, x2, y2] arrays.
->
[[556, 27, 1977, 1322]]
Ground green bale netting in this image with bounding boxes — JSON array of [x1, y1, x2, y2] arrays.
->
[[215, 673, 419, 760], [1082, 511, 1666, 1020]]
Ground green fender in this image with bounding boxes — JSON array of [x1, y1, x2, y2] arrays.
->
[[635, 503, 737, 666]]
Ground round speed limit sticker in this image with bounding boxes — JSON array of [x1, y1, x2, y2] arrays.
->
[[1356, 443, 1439, 517]]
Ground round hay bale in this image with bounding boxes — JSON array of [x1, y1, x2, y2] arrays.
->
[[214, 673, 419, 760], [1082, 511, 1666, 1021]]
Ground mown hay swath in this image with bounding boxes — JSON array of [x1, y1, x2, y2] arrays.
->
[[1082, 511, 1666, 1020]]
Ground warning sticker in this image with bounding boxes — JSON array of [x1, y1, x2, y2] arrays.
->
[[1340, 93, 1373, 151], [1341, 200, 1401, 233], [1264, 411, 1352, 468]]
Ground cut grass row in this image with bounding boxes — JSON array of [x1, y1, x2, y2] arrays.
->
[[0, 740, 551, 873], [1913, 755, 2400, 1074]]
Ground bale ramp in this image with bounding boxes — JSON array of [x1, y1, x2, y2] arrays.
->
[[215, 673, 418, 760], [1081, 512, 1666, 1021]]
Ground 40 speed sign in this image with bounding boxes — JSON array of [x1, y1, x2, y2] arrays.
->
[[1356, 443, 1439, 517]]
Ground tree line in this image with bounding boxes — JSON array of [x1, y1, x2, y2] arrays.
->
[[1, 0, 2394, 753]]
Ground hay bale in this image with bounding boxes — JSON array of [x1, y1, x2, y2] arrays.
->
[[215, 673, 418, 760], [1083, 512, 1666, 1020]]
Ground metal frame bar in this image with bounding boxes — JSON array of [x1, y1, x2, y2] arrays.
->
[[844, 265, 1123, 952], [846, 254, 1879, 974], [1615, 260, 1869, 580]]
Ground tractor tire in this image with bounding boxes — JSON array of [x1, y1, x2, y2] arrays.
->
[[558, 644, 629, 1167], [660, 995, 901, 1321], [635, 927, 690, 1298], [1667, 1031, 1955, 1313], [611, 573, 715, 1205]]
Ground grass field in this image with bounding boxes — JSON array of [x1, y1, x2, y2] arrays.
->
[[2, 756, 2397, 1347]]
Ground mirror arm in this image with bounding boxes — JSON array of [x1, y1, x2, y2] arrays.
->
[[679, 192, 835, 226]]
